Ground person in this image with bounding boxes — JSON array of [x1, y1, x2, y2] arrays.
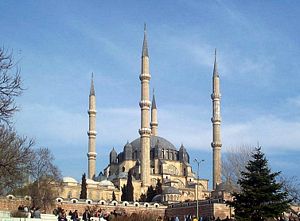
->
[[156, 216, 163, 221], [34, 207, 41, 219], [215, 217, 221, 221], [72, 210, 79, 221], [192, 215, 198, 221], [58, 209, 67, 221], [83, 209, 91, 221], [175, 216, 179, 221]]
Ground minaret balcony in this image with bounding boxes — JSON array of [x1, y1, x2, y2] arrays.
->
[[211, 142, 222, 148], [211, 117, 221, 123], [139, 100, 151, 108], [88, 109, 97, 115], [87, 130, 97, 136], [87, 152, 97, 159], [139, 128, 151, 136], [139, 74, 151, 81], [211, 93, 221, 99], [150, 122, 158, 126]]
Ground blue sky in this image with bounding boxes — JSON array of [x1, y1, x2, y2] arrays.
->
[[1, 1, 300, 187]]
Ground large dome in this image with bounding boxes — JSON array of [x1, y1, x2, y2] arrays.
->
[[130, 135, 177, 151]]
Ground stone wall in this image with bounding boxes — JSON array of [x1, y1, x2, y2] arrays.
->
[[0, 196, 31, 212], [165, 200, 232, 221], [54, 201, 166, 217], [0, 196, 234, 221]]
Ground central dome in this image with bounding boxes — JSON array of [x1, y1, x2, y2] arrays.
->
[[130, 135, 177, 151]]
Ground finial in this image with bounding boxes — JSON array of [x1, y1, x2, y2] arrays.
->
[[144, 23, 147, 32], [213, 49, 219, 77], [142, 24, 149, 57], [90, 72, 95, 96]]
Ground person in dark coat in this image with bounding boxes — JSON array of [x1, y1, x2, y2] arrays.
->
[[82, 209, 91, 221]]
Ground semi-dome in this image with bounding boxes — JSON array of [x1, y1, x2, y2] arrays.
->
[[86, 179, 99, 185], [130, 135, 177, 151], [163, 186, 180, 195], [63, 177, 78, 183]]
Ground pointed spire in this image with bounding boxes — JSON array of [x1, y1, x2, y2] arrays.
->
[[90, 73, 95, 96], [142, 23, 149, 57], [151, 89, 156, 109], [213, 49, 219, 77]]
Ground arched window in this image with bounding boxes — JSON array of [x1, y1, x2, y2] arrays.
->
[[122, 166, 125, 172]]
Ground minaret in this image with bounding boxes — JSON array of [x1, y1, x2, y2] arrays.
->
[[211, 49, 222, 190], [150, 90, 158, 136], [139, 24, 151, 187], [87, 73, 97, 179]]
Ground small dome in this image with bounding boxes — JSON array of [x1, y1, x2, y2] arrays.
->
[[63, 177, 78, 183], [110, 147, 117, 156], [152, 194, 162, 202], [86, 179, 99, 185], [125, 141, 132, 148], [179, 144, 186, 151], [99, 180, 115, 187]]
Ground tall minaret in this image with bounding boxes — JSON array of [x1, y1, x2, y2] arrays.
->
[[150, 90, 158, 136], [139, 24, 151, 187], [211, 50, 222, 190], [87, 73, 97, 179]]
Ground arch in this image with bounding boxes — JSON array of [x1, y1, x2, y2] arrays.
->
[[56, 197, 63, 203], [6, 195, 15, 200], [154, 203, 159, 208], [122, 166, 125, 172], [99, 200, 106, 205], [86, 199, 92, 204], [24, 195, 31, 200], [144, 203, 149, 207], [111, 200, 118, 206], [122, 201, 129, 206], [165, 165, 179, 175], [71, 198, 78, 204], [134, 202, 140, 207], [173, 179, 184, 188]]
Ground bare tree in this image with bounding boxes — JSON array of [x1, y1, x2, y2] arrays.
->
[[29, 147, 62, 210], [222, 145, 253, 192], [0, 126, 34, 195], [0, 47, 23, 124], [279, 175, 300, 203]]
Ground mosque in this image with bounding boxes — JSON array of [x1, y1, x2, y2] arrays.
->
[[59, 26, 222, 203]]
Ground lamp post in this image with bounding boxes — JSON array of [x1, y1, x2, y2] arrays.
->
[[194, 159, 204, 220]]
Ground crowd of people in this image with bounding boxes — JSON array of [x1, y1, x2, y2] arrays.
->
[[53, 207, 127, 221], [17, 204, 41, 218]]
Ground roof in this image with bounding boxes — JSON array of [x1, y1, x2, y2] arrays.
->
[[130, 135, 177, 151], [99, 180, 114, 187], [63, 177, 78, 183], [163, 186, 180, 195]]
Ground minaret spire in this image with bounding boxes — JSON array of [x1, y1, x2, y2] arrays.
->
[[211, 49, 222, 189], [213, 49, 218, 77], [90, 72, 95, 96], [142, 23, 149, 57], [139, 24, 151, 187], [87, 73, 97, 179], [150, 89, 158, 136]]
